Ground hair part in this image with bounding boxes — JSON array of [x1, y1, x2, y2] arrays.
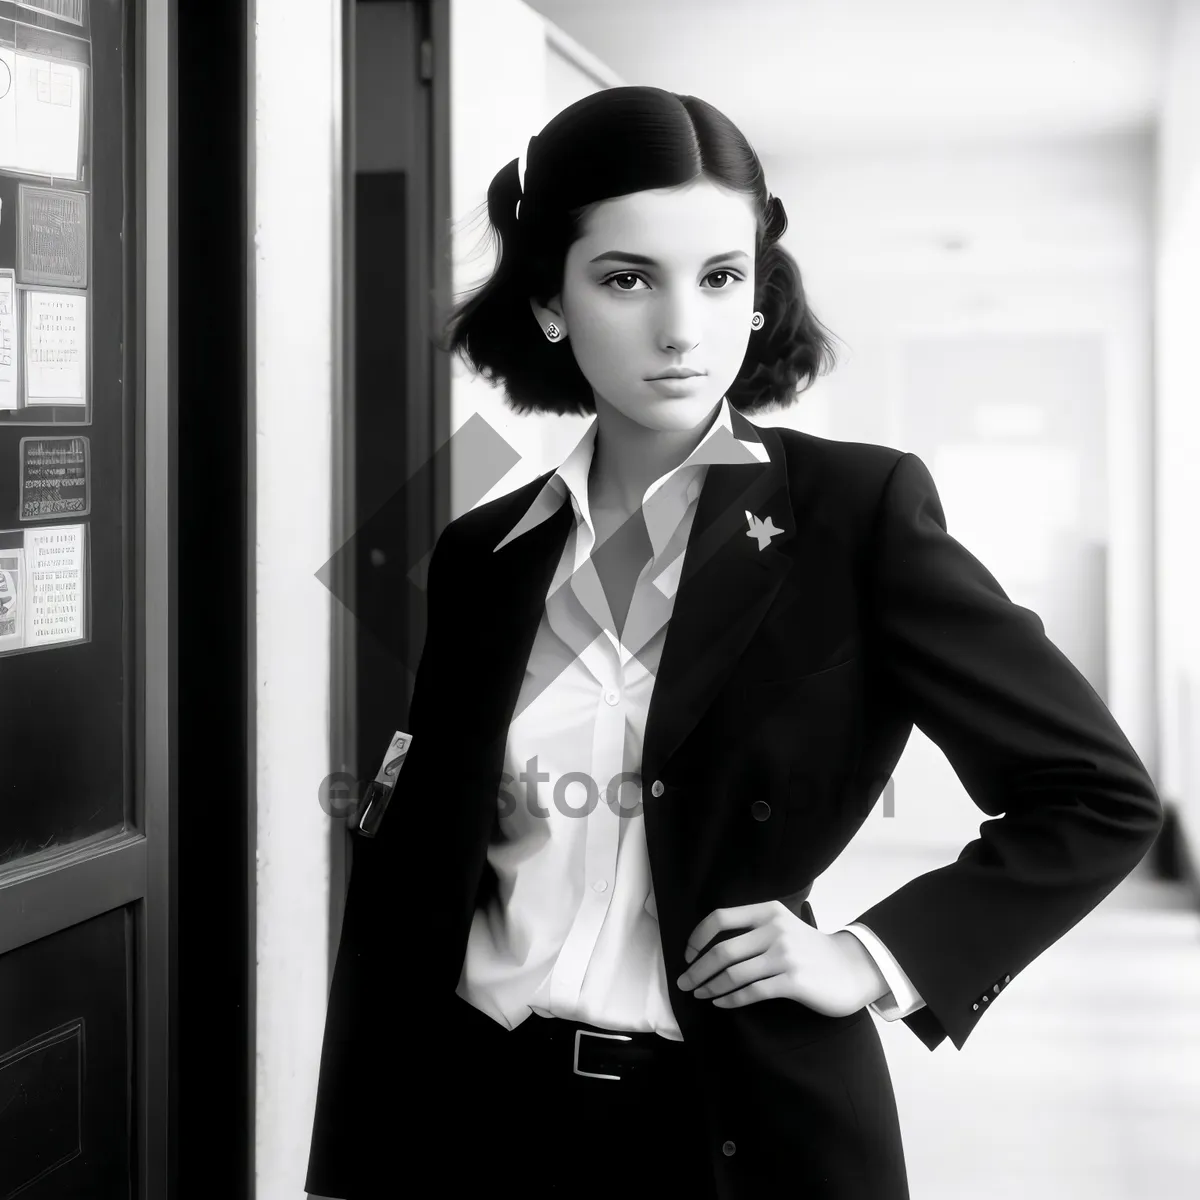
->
[[436, 86, 839, 417]]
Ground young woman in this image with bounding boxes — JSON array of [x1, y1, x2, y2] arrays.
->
[[306, 87, 1162, 1200]]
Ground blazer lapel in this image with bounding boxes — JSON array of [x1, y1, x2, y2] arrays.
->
[[642, 417, 795, 778]]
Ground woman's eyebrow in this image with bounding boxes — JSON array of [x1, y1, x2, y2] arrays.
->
[[588, 250, 750, 268]]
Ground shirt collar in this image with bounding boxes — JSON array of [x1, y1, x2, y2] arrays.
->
[[493, 395, 769, 559]]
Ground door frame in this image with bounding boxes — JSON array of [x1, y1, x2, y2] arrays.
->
[[329, 0, 451, 957], [141, 0, 176, 1194]]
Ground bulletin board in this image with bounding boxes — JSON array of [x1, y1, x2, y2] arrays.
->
[[0, 0, 129, 849], [0, 3, 97, 663]]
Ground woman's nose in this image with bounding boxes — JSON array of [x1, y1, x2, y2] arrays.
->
[[657, 299, 702, 355]]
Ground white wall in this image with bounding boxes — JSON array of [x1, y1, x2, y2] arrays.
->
[[1155, 0, 1200, 853], [254, 1, 337, 1196], [764, 136, 1155, 850], [448, 0, 619, 519]]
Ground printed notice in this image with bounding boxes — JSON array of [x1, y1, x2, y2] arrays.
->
[[0, 547, 24, 651], [25, 523, 85, 646], [19, 186, 88, 288], [0, 48, 84, 179], [0, 49, 84, 178], [0, 270, 16, 411], [20, 436, 90, 520], [24, 291, 86, 407]]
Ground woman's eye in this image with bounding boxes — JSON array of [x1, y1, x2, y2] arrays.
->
[[604, 272, 646, 291]]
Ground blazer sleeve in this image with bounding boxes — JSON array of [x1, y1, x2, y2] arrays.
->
[[851, 452, 1163, 1052]]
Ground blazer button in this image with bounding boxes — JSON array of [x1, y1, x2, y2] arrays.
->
[[721, 1140, 736, 1156], [750, 800, 771, 821], [651, 780, 665, 797]]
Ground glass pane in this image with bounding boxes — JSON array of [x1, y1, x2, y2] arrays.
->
[[0, 0, 131, 864]]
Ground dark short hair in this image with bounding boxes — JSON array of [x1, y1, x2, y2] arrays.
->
[[436, 86, 838, 417]]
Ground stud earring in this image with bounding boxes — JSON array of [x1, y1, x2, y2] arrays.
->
[[545, 322, 562, 341], [750, 311, 765, 331]]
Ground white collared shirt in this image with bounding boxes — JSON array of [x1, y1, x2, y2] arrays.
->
[[454, 397, 923, 1037]]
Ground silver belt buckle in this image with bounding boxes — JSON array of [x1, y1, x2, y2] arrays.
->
[[572, 1028, 632, 1081]]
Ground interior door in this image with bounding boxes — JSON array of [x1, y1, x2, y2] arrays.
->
[[883, 330, 1111, 853], [0, 2, 175, 1197], [327, 0, 448, 949], [0, 2, 208, 1200], [901, 332, 1109, 695]]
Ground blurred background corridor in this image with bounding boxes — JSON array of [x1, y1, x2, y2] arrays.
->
[[1, 1, 1198, 1198]]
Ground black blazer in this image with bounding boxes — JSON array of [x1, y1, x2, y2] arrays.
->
[[306, 409, 1162, 1199]]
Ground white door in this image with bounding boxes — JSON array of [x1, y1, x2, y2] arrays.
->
[[880, 331, 1110, 853]]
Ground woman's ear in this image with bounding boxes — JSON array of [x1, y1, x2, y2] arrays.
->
[[528, 295, 567, 339]]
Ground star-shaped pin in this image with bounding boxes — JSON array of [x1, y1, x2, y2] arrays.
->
[[745, 510, 783, 551]]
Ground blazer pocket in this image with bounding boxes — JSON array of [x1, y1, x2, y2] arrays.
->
[[744, 997, 871, 1059], [743, 653, 860, 695], [779, 1005, 871, 1055]]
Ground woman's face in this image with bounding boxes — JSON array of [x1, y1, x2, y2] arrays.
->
[[531, 177, 758, 433]]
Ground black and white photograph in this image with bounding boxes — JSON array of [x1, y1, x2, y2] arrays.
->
[[0, 2, 1198, 1198]]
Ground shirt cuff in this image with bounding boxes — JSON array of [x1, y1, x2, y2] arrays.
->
[[839, 922, 926, 1021]]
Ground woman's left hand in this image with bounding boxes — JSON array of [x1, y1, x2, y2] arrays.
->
[[676, 900, 890, 1017]]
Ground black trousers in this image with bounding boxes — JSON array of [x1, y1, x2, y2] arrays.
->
[[433, 995, 721, 1198]]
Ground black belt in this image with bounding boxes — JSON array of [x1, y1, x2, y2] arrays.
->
[[507, 1013, 689, 1083]]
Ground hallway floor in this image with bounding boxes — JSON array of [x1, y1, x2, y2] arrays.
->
[[813, 841, 1200, 1198]]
